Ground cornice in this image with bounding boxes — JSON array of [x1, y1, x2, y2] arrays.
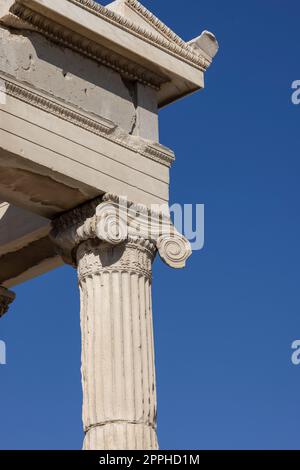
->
[[126, 0, 192, 49], [10, 0, 210, 72], [67, 0, 210, 70], [0, 73, 175, 168], [10, 3, 168, 90]]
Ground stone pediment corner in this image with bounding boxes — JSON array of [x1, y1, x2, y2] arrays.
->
[[0, 1, 218, 107], [106, 0, 218, 61]]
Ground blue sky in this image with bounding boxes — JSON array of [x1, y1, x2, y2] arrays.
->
[[1, 0, 300, 450]]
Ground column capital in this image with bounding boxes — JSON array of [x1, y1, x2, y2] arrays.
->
[[76, 238, 156, 282], [50, 193, 192, 269], [0, 286, 16, 318]]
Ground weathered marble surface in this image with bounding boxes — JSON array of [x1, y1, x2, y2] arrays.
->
[[0, 26, 158, 138], [0, 0, 217, 286], [0, 0, 218, 450]]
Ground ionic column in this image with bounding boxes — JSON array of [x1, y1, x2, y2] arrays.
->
[[50, 194, 191, 450], [0, 286, 15, 318]]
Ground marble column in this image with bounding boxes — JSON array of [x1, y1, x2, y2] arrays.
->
[[0, 286, 15, 318], [50, 194, 191, 450]]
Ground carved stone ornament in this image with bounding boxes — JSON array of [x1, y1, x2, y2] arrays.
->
[[7, 0, 211, 72], [0, 286, 16, 317], [50, 193, 192, 269]]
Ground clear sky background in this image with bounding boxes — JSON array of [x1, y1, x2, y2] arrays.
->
[[1, 0, 300, 450]]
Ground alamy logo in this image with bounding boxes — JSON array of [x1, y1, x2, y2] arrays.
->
[[0, 340, 6, 365], [291, 340, 300, 365], [95, 197, 205, 253], [291, 81, 300, 104]]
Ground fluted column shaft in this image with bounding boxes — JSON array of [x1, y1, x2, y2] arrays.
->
[[77, 239, 158, 450]]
